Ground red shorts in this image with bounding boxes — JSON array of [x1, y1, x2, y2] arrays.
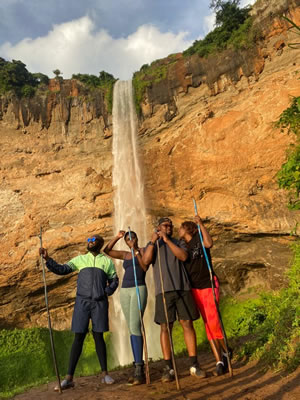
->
[[191, 278, 223, 341]]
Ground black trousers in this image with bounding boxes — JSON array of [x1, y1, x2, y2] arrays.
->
[[67, 331, 107, 376]]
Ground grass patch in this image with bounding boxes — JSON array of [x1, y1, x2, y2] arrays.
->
[[0, 328, 113, 399], [172, 295, 262, 357], [236, 242, 300, 371]]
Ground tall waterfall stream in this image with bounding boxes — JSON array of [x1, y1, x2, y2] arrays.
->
[[111, 80, 160, 366]]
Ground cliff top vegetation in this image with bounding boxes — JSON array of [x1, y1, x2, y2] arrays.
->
[[132, 0, 260, 115], [0, 58, 49, 98]]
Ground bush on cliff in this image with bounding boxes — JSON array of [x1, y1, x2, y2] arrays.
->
[[0, 58, 48, 98], [236, 242, 300, 371], [72, 71, 117, 113], [132, 55, 177, 116], [276, 96, 300, 210], [183, 0, 253, 57]]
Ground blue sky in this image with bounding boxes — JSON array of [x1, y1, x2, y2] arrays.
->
[[0, 0, 255, 79]]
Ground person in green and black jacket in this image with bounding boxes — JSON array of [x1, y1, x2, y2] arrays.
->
[[39, 234, 119, 391]]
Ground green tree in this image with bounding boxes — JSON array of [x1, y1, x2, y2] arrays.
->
[[53, 69, 63, 80], [32, 73, 49, 85], [184, 0, 252, 57], [0, 58, 38, 97], [99, 70, 115, 83]]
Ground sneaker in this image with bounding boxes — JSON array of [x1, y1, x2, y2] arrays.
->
[[190, 365, 206, 378], [101, 375, 115, 384], [161, 366, 175, 382], [54, 379, 74, 391], [214, 362, 225, 376]]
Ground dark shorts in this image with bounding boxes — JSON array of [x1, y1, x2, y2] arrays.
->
[[154, 290, 199, 325], [71, 297, 109, 333]]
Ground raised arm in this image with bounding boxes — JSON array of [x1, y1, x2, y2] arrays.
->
[[103, 231, 127, 260], [142, 231, 159, 266], [194, 215, 213, 248], [159, 232, 188, 261], [39, 248, 73, 275]]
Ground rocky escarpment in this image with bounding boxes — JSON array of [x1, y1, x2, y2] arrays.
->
[[0, 0, 299, 330], [136, 0, 299, 123]]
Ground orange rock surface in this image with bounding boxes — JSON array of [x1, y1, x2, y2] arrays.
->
[[0, 0, 299, 329]]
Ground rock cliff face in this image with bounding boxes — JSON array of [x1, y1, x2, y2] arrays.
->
[[0, 1, 299, 330]]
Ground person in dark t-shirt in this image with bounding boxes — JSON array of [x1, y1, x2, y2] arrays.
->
[[179, 215, 230, 376], [143, 217, 206, 382]]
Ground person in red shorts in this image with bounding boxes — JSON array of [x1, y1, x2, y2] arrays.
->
[[179, 215, 231, 376]]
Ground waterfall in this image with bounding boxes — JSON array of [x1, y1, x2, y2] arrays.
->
[[111, 80, 160, 366]]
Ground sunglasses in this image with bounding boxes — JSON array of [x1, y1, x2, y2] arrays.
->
[[87, 237, 97, 243]]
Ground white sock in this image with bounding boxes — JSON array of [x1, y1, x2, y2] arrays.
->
[[216, 361, 224, 366]]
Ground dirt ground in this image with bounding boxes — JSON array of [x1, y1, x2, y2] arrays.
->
[[13, 352, 300, 400]]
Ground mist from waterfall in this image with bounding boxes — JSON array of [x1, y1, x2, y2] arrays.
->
[[111, 79, 160, 366]]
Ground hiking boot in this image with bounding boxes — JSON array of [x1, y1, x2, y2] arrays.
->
[[161, 366, 175, 382], [101, 375, 114, 384], [132, 363, 146, 385], [213, 362, 225, 376], [128, 362, 135, 384], [54, 379, 74, 391], [222, 347, 233, 373], [190, 365, 206, 378]]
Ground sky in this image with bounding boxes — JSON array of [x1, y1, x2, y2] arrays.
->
[[0, 0, 256, 80]]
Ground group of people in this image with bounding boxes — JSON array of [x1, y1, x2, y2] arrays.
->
[[39, 214, 231, 391]]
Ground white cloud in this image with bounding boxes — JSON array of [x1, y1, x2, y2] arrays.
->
[[240, 0, 256, 6], [203, 13, 216, 36], [0, 16, 192, 80]]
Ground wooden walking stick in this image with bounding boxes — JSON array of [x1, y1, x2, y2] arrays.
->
[[128, 227, 150, 384], [39, 227, 62, 393], [192, 199, 233, 377], [156, 239, 181, 391]]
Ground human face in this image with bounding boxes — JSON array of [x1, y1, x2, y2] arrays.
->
[[125, 233, 137, 249], [158, 222, 173, 237], [87, 236, 102, 252], [178, 225, 186, 239]]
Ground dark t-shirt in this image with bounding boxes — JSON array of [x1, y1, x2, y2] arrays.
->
[[184, 233, 216, 289], [148, 238, 191, 296]]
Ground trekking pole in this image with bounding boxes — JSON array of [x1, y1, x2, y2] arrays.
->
[[39, 228, 62, 393], [156, 239, 181, 391], [128, 227, 150, 384], [192, 199, 233, 377]]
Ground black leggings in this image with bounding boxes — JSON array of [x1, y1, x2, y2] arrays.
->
[[68, 331, 107, 376]]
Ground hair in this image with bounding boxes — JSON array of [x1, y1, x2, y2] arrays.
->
[[124, 231, 137, 240], [158, 217, 173, 226], [181, 221, 198, 236]]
